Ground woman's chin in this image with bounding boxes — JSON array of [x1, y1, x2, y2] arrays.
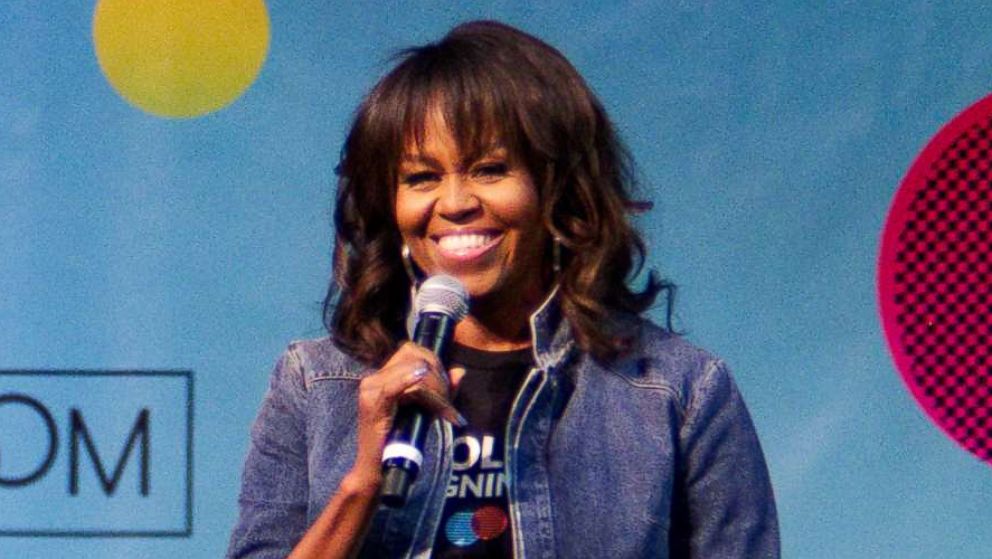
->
[[463, 276, 546, 311], [452, 275, 500, 301]]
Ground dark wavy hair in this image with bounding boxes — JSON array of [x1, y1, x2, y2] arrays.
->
[[324, 20, 672, 366]]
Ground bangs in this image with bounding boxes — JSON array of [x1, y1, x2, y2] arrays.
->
[[383, 42, 529, 168]]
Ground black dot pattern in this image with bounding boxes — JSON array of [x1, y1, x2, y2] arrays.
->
[[892, 118, 992, 462]]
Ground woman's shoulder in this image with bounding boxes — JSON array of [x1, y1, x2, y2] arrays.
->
[[597, 314, 733, 408], [275, 335, 369, 390]]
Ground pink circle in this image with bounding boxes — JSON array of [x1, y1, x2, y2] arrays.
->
[[879, 93, 992, 466]]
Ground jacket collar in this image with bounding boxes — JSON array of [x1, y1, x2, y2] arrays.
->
[[528, 285, 574, 371], [406, 284, 575, 371]]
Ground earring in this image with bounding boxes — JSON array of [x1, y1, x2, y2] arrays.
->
[[401, 244, 419, 285], [552, 236, 562, 275]]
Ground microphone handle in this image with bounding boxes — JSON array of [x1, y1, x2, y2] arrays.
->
[[413, 311, 455, 353], [380, 312, 456, 507]]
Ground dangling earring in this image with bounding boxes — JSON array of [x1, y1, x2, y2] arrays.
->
[[402, 244, 420, 337], [401, 244, 419, 285], [552, 236, 563, 275]]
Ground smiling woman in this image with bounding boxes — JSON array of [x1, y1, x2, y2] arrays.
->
[[229, 20, 779, 559], [394, 113, 546, 350], [328, 21, 670, 367]]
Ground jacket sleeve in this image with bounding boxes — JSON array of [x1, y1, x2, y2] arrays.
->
[[227, 346, 310, 558], [671, 359, 780, 558]]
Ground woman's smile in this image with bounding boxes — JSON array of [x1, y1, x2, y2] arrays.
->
[[432, 230, 504, 262], [394, 110, 547, 305]]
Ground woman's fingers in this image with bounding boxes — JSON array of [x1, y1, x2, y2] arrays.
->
[[352, 348, 466, 479], [359, 350, 462, 426], [354, 340, 466, 473], [382, 342, 444, 377], [380, 359, 431, 400], [400, 384, 467, 427], [394, 354, 465, 426], [448, 365, 466, 393], [358, 360, 424, 419]]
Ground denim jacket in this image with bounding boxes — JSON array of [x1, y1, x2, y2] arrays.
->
[[228, 294, 779, 558]]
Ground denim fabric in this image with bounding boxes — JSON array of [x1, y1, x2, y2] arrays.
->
[[228, 295, 779, 558]]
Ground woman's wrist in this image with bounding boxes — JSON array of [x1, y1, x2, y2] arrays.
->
[[341, 466, 383, 500], [288, 465, 382, 559]]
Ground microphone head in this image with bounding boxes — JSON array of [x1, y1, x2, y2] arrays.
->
[[414, 275, 469, 320]]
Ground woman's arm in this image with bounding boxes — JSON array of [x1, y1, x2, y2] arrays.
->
[[672, 360, 780, 558], [286, 469, 381, 559], [227, 347, 311, 558], [228, 343, 461, 559]]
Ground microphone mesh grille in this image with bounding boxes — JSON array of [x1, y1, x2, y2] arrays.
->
[[414, 275, 469, 320]]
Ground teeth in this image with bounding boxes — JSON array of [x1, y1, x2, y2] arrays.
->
[[438, 234, 493, 252]]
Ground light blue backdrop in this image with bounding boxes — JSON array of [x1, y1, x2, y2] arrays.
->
[[2, 2, 990, 557]]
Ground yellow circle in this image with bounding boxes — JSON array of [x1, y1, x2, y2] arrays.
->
[[93, 0, 270, 119]]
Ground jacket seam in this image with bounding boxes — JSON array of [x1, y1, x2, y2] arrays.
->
[[602, 368, 686, 421], [305, 372, 366, 388], [284, 344, 313, 512], [510, 370, 548, 559], [237, 496, 308, 507], [678, 358, 723, 440], [290, 338, 367, 390], [285, 343, 307, 392]]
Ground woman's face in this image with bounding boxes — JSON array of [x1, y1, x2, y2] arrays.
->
[[394, 112, 547, 306]]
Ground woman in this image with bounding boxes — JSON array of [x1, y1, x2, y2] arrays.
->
[[229, 20, 778, 558]]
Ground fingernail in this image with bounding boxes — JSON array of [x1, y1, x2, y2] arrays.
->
[[454, 412, 468, 428], [411, 363, 428, 380]]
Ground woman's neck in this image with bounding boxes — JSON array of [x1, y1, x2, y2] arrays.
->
[[451, 287, 547, 351]]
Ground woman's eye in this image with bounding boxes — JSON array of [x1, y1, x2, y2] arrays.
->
[[402, 171, 440, 187], [471, 162, 509, 182]]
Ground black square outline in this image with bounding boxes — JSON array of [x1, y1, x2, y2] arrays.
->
[[0, 370, 193, 538]]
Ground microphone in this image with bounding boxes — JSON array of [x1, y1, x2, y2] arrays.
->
[[380, 275, 468, 507]]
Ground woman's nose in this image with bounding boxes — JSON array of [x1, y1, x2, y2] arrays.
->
[[436, 175, 481, 221]]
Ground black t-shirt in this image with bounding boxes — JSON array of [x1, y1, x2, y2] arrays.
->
[[432, 343, 533, 558]]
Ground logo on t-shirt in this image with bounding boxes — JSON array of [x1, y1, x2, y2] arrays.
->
[[446, 434, 506, 499], [442, 433, 509, 547]]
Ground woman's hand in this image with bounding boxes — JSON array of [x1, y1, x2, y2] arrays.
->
[[288, 343, 465, 559], [350, 342, 465, 490]]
